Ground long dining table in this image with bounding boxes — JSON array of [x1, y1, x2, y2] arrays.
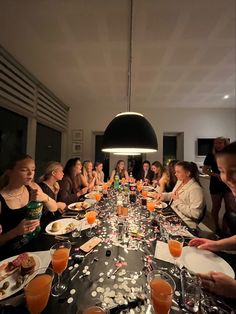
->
[[0, 187, 236, 314]]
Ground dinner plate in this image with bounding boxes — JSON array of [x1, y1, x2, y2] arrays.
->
[[45, 218, 79, 235], [94, 185, 103, 191], [155, 202, 168, 209], [68, 201, 91, 211], [0, 253, 41, 300], [142, 185, 153, 191], [85, 192, 96, 199], [181, 246, 235, 278]]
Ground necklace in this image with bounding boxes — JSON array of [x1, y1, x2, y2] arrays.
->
[[4, 186, 25, 200]]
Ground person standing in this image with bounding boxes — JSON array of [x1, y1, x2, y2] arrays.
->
[[203, 137, 235, 233]]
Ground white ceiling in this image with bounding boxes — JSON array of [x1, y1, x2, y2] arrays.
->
[[0, 0, 235, 110]]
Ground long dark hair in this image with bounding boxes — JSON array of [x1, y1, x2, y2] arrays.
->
[[216, 141, 236, 158], [0, 154, 33, 189], [63, 158, 80, 179], [176, 161, 201, 186]]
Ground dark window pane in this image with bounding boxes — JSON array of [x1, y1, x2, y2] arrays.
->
[[35, 123, 61, 179], [0, 106, 27, 174]]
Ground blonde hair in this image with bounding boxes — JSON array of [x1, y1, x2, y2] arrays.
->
[[41, 161, 63, 181], [82, 160, 94, 183]]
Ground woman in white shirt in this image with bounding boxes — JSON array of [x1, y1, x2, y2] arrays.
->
[[94, 162, 104, 185], [161, 161, 205, 229]]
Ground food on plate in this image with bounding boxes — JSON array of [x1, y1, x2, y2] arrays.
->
[[0, 281, 10, 296], [21, 256, 36, 276], [147, 191, 157, 198], [65, 222, 76, 233], [15, 275, 24, 288], [6, 253, 29, 271], [51, 221, 62, 232], [74, 202, 89, 210]]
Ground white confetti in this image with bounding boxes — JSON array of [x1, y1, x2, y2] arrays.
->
[[70, 289, 76, 295], [67, 297, 73, 304]]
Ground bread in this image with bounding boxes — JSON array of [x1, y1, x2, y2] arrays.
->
[[75, 203, 82, 209], [51, 221, 61, 232], [20, 256, 36, 276]]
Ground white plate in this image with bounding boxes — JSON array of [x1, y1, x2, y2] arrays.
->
[[94, 185, 103, 191], [181, 246, 235, 278], [0, 253, 41, 300], [68, 202, 91, 211], [45, 218, 79, 235], [142, 185, 153, 191], [155, 202, 168, 209], [85, 192, 96, 199], [84, 198, 96, 205]]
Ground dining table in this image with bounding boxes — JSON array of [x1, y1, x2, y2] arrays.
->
[[0, 186, 236, 314]]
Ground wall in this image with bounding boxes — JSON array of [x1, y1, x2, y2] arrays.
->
[[68, 106, 236, 170]]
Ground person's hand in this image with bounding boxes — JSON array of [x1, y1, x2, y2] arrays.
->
[[57, 202, 66, 213], [171, 191, 179, 200], [155, 193, 162, 201], [15, 219, 40, 236], [189, 238, 219, 251], [199, 272, 236, 299], [30, 189, 49, 203], [77, 187, 88, 197], [93, 171, 98, 178]]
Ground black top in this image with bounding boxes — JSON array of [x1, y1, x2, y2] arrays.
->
[[0, 185, 32, 257], [57, 176, 79, 204], [38, 182, 61, 229], [137, 169, 154, 183], [204, 153, 231, 193]]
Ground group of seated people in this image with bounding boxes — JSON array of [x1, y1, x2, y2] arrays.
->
[[0, 141, 235, 299]]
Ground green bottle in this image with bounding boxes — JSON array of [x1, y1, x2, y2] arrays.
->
[[24, 201, 43, 239]]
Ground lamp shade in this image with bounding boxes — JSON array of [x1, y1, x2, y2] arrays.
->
[[102, 112, 158, 153]]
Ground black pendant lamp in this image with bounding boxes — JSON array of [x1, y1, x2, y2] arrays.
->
[[102, 0, 158, 155]]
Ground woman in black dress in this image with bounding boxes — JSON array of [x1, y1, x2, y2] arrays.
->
[[203, 137, 235, 233]]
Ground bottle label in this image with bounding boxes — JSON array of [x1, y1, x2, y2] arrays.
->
[[26, 204, 43, 220]]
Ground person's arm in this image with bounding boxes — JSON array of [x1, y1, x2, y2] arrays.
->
[[159, 173, 169, 193], [124, 171, 129, 180], [202, 164, 220, 178], [30, 182, 57, 212], [173, 186, 204, 221], [110, 170, 115, 180], [189, 235, 236, 251]]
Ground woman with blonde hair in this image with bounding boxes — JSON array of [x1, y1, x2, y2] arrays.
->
[[203, 137, 235, 233], [39, 161, 67, 227], [0, 154, 57, 254], [151, 161, 169, 193], [110, 160, 129, 180], [82, 160, 97, 191]]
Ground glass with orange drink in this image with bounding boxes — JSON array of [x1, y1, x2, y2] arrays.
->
[[168, 235, 184, 277], [142, 190, 148, 198], [95, 192, 101, 202], [83, 306, 106, 314], [24, 267, 54, 314], [86, 210, 97, 237], [147, 270, 176, 314], [50, 242, 71, 296]]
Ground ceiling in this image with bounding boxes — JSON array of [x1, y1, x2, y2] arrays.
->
[[0, 0, 235, 110]]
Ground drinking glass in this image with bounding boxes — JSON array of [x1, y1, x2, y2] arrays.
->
[[50, 242, 71, 297], [72, 217, 82, 238], [137, 184, 143, 193], [147, 201, 155, 217], [142, 190, 148, 198], [168, 235, 184, 277], [147, 270, 176, 314], [95, 192, 101, 202], [86, 210, 97, 237], [24, 267, 54, 314]]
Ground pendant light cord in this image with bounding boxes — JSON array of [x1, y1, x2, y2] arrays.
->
[[127, 0, 133, 112]]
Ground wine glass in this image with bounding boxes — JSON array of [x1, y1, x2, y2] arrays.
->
[[95, 192, 101, 202], [147, 201, 155, 217], [50, 242, 71, 297], [24, 267, 54, 314], [147, 270, 176, 314], [168, 235, 184, 277], [86, 210, 97, 237]]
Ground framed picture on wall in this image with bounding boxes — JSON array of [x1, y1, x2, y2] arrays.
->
[[72, 142, 83, 154], [72, 129, 83, 142]]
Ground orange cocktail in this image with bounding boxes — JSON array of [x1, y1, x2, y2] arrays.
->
[[150, 278, 173, 314], [86, 211, 97, 237], [52, 247, 70, 274], [137, 184, 142, 193], [168, 239, 182, 258], [83, 306, 106, 314], [24, 267, 53, 314], [95, 193, 101, 202], [147, 201, 155, 212], [142, 190, 148, 197]]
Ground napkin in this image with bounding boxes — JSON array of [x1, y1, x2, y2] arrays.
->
[[79, 218, 97, 231], [32, 250, 51, 268], [154, 240, 173, 264]]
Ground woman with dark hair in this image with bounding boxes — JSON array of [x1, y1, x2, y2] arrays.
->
[[57, 158, 88, 204], [203, 137, 235, 233], [161, 161, 205, 228], [151, 161, 169, 193], [189, 142, 236, 299], [0, 154, 57, 253], [110, 160, 129, 180], [165, 160, 178, 192], [137, 160, 154, 184]]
